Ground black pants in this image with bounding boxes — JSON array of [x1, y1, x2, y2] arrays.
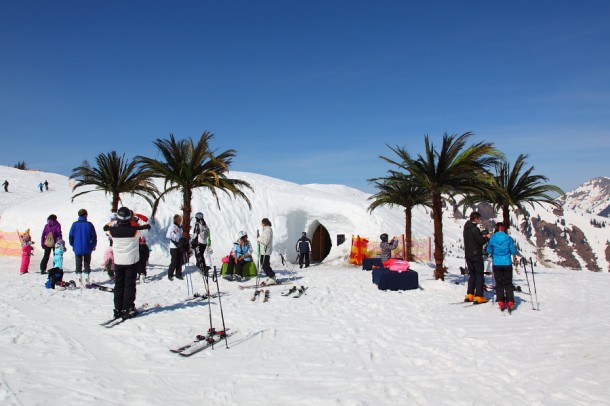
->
[[75, 254, 92, 274], [260, 255, 275, 278], [168, 248, 183, 278], [114, 264, 138, 312], [493, 265, 515, 303], [40, 246, 54, 272], [194, 244, 207, 273], [226, 256, 247, 277], [466, 256, 485, 296], [298, 252, 310, 268]]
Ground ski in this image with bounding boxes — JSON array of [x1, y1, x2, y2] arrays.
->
[[99, 304, 157, 328], [251, 289, 263, 301], [281, 286, 298, 296], [238, 279, 291, 290], [86, 283, 114, 292], [293, 286, 308, 298], [263, 290, 270, 302], [172, 330, 236, 357]]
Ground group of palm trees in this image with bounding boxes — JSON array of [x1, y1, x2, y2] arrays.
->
[[70, 131, 563, 282], [367, 132, 564, 280]]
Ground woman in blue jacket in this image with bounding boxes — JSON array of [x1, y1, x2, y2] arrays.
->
[[486, 222, 518, 312]]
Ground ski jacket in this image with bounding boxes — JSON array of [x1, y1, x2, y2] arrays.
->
[[22, 243, 33, 257], [463, 221, 487, 258], [41, 219, 62, 247], [258, 226, 273, 255], [296, 236, 312, 253], [166, 223, 183, 248], [193, 221, 211, 246], [103, 222, 150, 266], [380, 239, 398, 261], [486, 231, 517, 266], [69, 216, 97, 255], [53, 246, 65, 269], [231, 240, 253, 262]]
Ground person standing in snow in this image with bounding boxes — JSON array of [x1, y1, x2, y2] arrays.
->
[[166, 214, 184, 281], [257, 218, 276, 284], [20, 232, 34, 274], [38, 182, 44, 192], [379, 233, 398, 262], [44, 180, 49, 191], [486, 222, 519, 312], [463, 211, 490, 304], [53, 239, 66, 270], [191, 212, 211, 274], [40, 214, 63, 273], [103, 207, 150, 319], [225, 231, 253, 282], [136, 236, 150, 283], [68, 208, 97, 284], [296, 232, 312, 268], [2, 180, 8, 192]]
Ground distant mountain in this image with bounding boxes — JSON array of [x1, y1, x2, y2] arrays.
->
[[559, 177, 610, 218]]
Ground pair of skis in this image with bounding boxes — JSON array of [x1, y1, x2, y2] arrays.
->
[[99, 303, 158, 328], [251, 289, 270, 302], [86, 283, 114, 292], [281, 286, 307, 298], [170, 328, 236, 357]]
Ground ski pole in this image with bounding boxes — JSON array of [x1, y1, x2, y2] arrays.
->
[[521, 258, 535, 310], [213, 266, 229, 349], [529, 257, 540, 311], [205, 268, 215, 349]]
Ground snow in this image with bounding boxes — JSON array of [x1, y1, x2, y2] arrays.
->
[[1, 166, 610, 405]]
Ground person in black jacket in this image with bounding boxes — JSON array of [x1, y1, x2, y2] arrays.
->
[[103, 207, 150, 319], [296, 232, 312, 268], [463, 211, 490, 303]]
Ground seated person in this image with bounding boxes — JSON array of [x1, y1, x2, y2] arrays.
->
[[225, 230, 253, 282]]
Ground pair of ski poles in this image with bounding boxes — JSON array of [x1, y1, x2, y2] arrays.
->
[[520, 257, 540, 311]]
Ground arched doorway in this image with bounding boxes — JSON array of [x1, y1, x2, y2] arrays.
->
[[311, 223, 331, 262]]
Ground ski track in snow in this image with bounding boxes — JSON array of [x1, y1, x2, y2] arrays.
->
[[1, 255, 610, 405]]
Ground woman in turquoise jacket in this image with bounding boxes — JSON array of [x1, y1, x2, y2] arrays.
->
[[486, 222, 518, 312]]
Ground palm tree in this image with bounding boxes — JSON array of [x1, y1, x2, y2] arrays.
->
[[381, 132, 502, 280], [70, 151, 159, 213], [367, 171, 431, 261], [136, 132, 253, 236], [490, 154, 564, 229]]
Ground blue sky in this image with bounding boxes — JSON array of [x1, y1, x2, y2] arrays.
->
[[1, 1, 608, 193]]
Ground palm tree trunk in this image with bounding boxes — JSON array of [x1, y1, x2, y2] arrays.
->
[[432, 193, 445, 280], [111, 192, 120, 213], [502, 205, 510, 230], [182, 188, 192, 237], [404, 207, 413, 261]]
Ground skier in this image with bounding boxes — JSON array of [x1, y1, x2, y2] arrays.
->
[[296, 232, 312, 268], [165, 214, 184, 281], [486, 222, 519, 312], [40, 214, 63, 273], [44, 180, 49, 191], [38, 182, 44, 192], [225, 231, 253, 282], [2, 179, 8, 192], [68, 208, 98, 284], [20, 231, 34, 274], [463, 212, 490, 304], [191, 212, 211, 274], [257, 218, 276, 284], [379, 233, 398, 262], [103, 207, 150, 319]]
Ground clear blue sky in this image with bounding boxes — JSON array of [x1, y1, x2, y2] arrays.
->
[[1, 1, 608, 193]]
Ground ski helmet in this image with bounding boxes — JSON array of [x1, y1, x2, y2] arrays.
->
[[195, 212, 204, 220], [117, 207, 131, 222], [380, 233, 389, 242], [238, 230, 248, 239]]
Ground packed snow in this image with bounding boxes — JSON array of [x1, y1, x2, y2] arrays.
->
[[1, 166, 609, 405]]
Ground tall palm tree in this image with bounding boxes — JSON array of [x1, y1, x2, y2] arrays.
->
[[136, 132, 253, 236], [381, 132, 502, 280], [367, 171, 431, 261], [70, 151, 159, 213], [490, 154, 564, 229]]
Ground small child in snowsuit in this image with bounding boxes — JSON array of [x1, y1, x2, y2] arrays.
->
[[20, 232, 34, 274], [53, 239, 66, 270], [103, 238, 115, 278], [136, 236, 150, 283]]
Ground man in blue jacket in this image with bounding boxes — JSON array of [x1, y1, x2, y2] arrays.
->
[[69, 208, 97, 284]]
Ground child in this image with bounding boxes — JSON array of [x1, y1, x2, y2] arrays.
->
[[103, 238, 115, 279], [53, 239, 66, 270], [136, 236, 150, 283], [20, 232, 34, 274]]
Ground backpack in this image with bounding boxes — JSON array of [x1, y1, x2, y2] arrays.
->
[[44, 232, 55, 248]]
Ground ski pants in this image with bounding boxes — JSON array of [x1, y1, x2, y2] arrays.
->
[[466, 255, 485, 297], [194, 244, 207, 273], [493, 265, 515, 303], [20, 253, 31, 273], [167, 248, 183, 278], [226, 255, 247, 277], [40, 246, 54, 272], [74, 253, 92, 274], [260, 254, 275, 278], [298, 252, 310, 268], [114, 264, 138, 312]]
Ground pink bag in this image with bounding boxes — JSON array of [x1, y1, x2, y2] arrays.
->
[[383, 258, 410, 272], [221, 256, 229, 263]]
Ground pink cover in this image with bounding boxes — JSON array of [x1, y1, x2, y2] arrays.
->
[[383, 258, 410, 272]]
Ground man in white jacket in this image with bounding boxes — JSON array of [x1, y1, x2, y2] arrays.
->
[[103, 207, 150, 319], [257, 218, 276, 284]]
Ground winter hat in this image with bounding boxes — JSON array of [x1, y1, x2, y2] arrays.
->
[[117, 207, 131, 222], [380, 233, 389, 242], [238, 230, 248, 240], [195, 212, 204, 220], [55, 239, 65, 249]]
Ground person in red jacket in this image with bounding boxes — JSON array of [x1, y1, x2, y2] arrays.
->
[[103, 207, 150, 320]]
